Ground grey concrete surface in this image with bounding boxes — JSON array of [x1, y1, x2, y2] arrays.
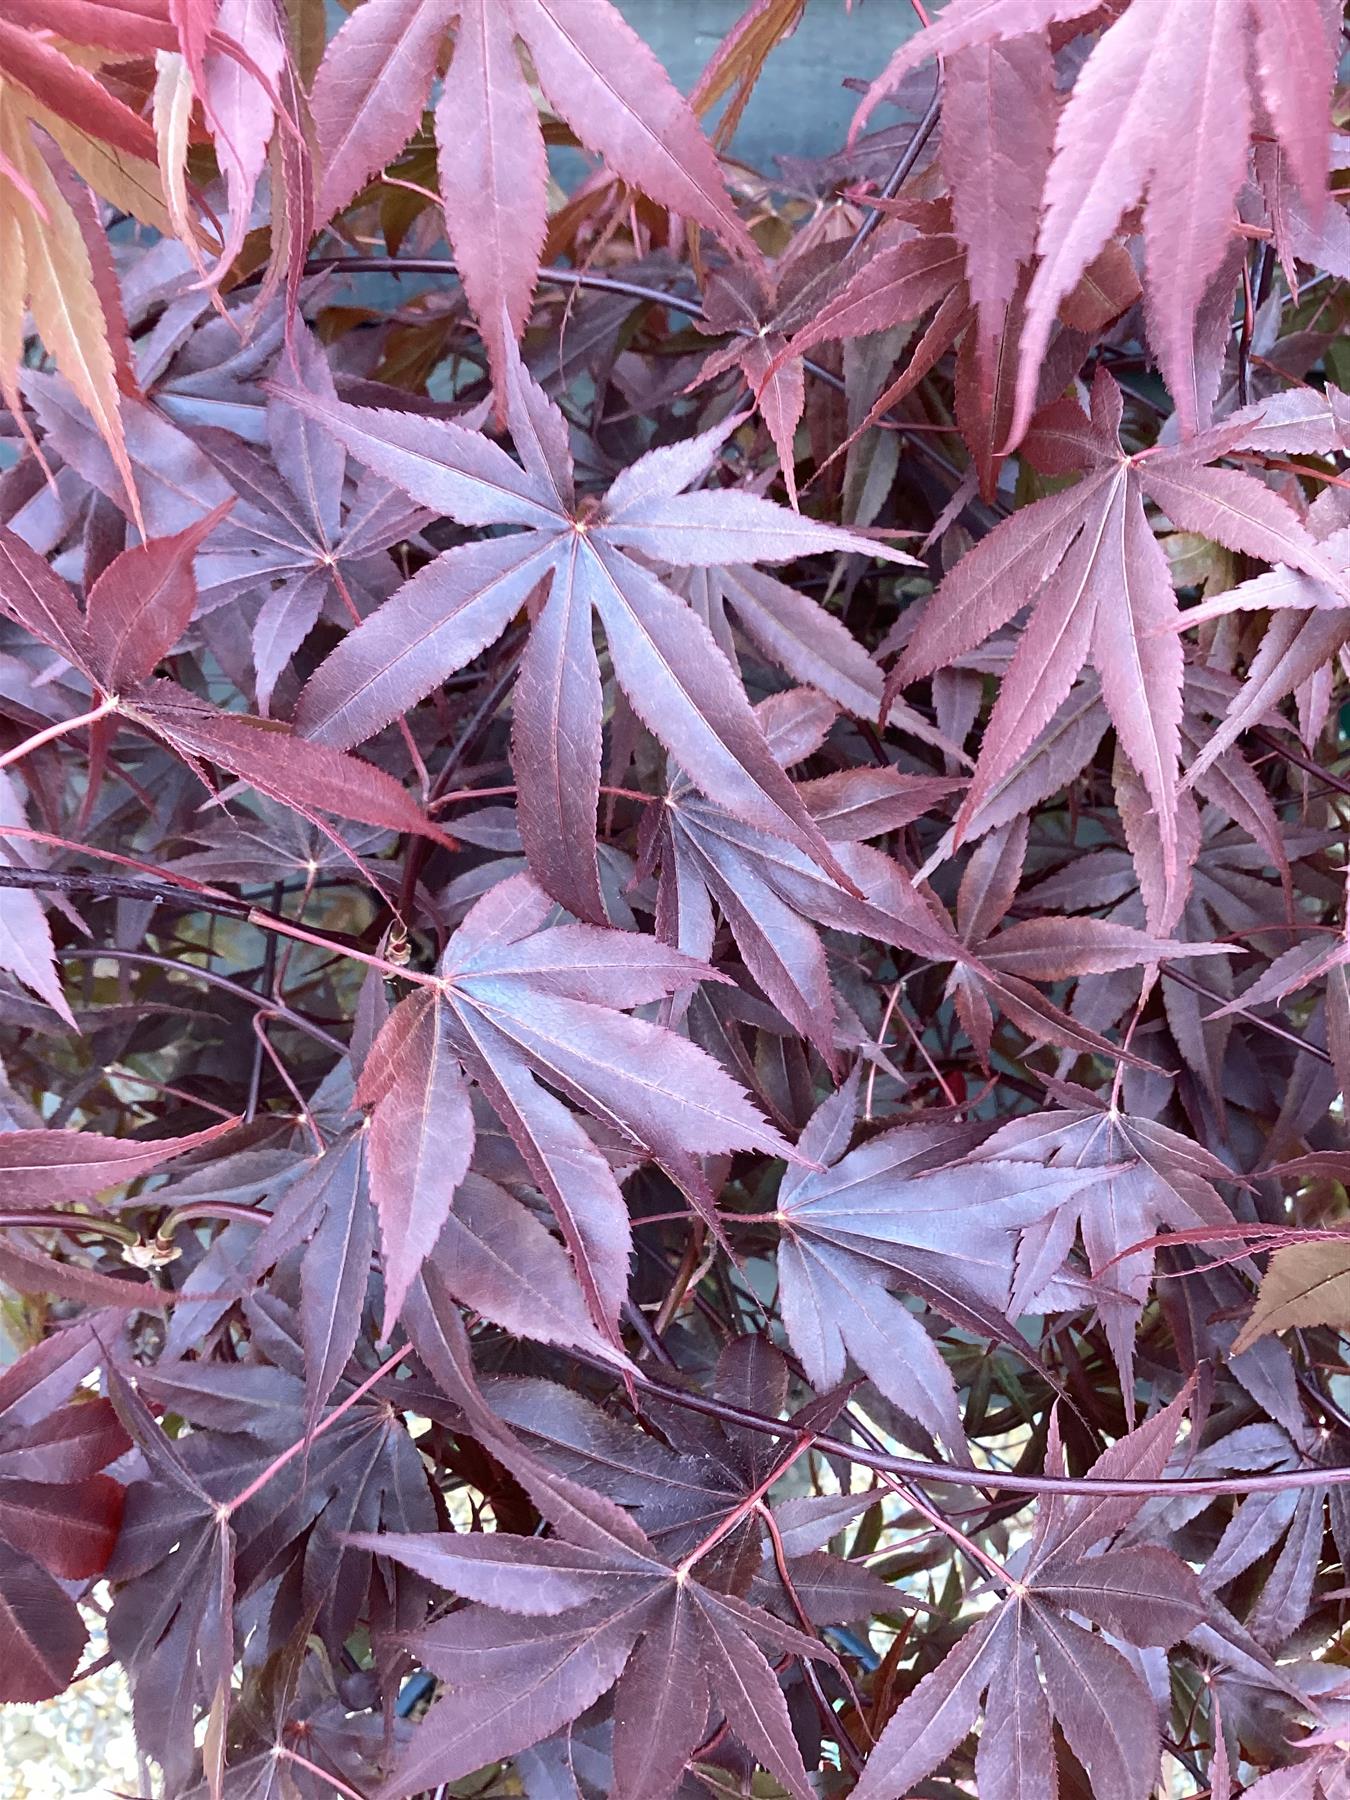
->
[[615, 0, 921, 171]]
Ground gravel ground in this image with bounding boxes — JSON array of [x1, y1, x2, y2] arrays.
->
[[3, 1602, 142, 1800]]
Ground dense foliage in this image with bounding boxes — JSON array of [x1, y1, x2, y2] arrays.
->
[[3, 0, 1350, 1794]]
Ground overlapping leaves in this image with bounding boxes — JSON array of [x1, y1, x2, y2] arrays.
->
[[282, 333, 915, 922], [0, 3, 1347, 1798]]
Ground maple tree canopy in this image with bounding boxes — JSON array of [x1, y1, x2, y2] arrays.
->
[[1, 0, 1350, 1795]]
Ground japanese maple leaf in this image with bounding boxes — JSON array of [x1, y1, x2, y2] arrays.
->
[[487, 1372, 760, 1560], [308, 0, 757, 401], [348, 1447, 836, 1800], [0, 27, 172, 509], [279, 334, 917, 924], [1026, 798, 1305, 1105], [941, 32, 1056, 368], [690, 244, 871, 508], [175, 1627, 400, 1800], [20, 362, 239, 548], [104, 1365, 241, 1797], [165, 797, 394, 888], [773, 175, 1120, 503], [780, 198, 968, 373], [774, 1072, 1106, 1453], [193, 0, 299, 288], [851, 1389, 1208, 1800], [0, 1365, 128, 1703], [489, 1337, 839, 1594], [691, 265, 811, 508], [1147, 1420, 1350, 1650], [0, 518, 452, 862], [970, 1088, 1241, 1393], [770, 189, 1139, 503], [886, 371, 1350, 884], [1215, 386, 1350, 459], [356, 872, 790, 1338], [248, 1121, 620, 1427], [135, 1328, 439, 1650], [687, 559, 959, 752], [485, 1391, 903, 1721], [857, 0, 1338, 438], [1260, 133, 1350, 301], [28, 309, 426, 676], [1241, 1730, 1350, 1800], [243, 1131, 376, 1430], [655, 684, 1214, 1076], [919, 665, 1110, 869], [190, 328, 433, 712], [106, 1345, 435, 1793], [922, 812, 1232, 1069], [1136, 669, 1295, 933], [935, 654, 1286, 934], [1210, 914, 1350, 1100], [648, 686, 963, 1067], [1175, 521, 1350, 788], [25, 0, 303, 302]]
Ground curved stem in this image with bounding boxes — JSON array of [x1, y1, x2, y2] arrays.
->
[[275, 1746, 368, 1800], [303, 255, 708, 319], [1251, 727, 1350, 802], [0, 697, 116, 773], [761, 1502, 869, 1768], [58, 946, 348, 1055], [160, 1201, 270, 1235], [1161, 964, 1332, 1067], [0, 1212, 140, 1245], [429, 781, 655, 812]]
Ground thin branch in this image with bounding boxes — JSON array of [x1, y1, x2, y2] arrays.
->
[[1251, 727, 1350, 802], [847, 86, 942, 258], [0, 866, 252, 918], [0, 870, 418, 1019], [57, 945, 348, 1055], [761, 1502, 868, 1771], [302, 254, 706, 318], [1160, 965, 1333, 1067], [564, 1349, 1350, 1500], [275, 1746, 369, 1800], [0, 825, 252, 895], [399, 629, 527, 922], [0, 697, 116, 773], [251, 1013, 325, 1152], [0, 1212, 139, 1245], [246, 881, 285, 1122]]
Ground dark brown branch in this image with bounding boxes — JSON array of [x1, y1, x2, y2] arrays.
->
[[847, 85, 942, 257], [1251, 726, 1350, 802], [0, 866, 252, 918], [572, 1348, 1350, 1501], [1160, 964, 1333, 1067]]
